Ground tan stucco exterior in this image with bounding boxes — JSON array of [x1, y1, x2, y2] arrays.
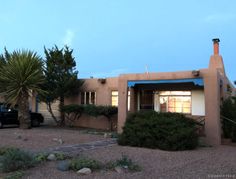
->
[[33, 39, 234, 145]]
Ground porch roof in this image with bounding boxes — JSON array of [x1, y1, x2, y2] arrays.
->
[[127, 78, 204, 87]]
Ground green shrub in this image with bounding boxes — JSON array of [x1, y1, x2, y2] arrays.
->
[[221, 97, 236, 142], [118, 111, 198, 151], [0, 147, 15, 156], [0, 148, 36, 172], [221, 98, 235, 138], [108, 155, 141, 172], [83, 105, 99, 117], [69, 157, 102, 171], [231, 126, 236, 142], [4, 170, 24, 179], [34, 153, 48, 162], [61, 104, 84, 126], [55, 152, 66, 160]]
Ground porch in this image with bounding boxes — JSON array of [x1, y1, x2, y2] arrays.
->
[[127, 78, 205, 117]]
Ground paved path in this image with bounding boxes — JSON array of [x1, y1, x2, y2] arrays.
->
[[44, 138, 117, 156]]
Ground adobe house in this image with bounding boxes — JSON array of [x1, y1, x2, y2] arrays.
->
[[36, 39, 234, 145]]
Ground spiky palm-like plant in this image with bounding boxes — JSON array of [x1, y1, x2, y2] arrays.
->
[[0, 50, 45, 129]]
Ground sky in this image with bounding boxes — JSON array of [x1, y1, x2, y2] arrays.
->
[[0, 0, 236, 82]]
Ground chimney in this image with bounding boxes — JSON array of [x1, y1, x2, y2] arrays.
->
[[212, 38, 220, 55]]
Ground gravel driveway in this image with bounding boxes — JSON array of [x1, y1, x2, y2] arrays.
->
[[0, 127, 235, 179]]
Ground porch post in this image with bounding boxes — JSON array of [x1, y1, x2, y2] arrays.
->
[[117, 76, 128, 133], [129, 87, 136, 113], [204, 69, 221, 145]]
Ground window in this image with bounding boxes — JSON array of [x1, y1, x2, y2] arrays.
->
[[159, 91, 191, 114], [81, 92, 96, 105], [111, 91, 118, 106], [111, 90, 130, 110]]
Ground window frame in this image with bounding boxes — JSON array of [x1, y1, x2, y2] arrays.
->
[[81, 91, 96, 105]]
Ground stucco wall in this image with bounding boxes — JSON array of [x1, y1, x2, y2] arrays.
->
[[64, 77, 119, 130], [77, 77, 119, 105], [66, 114, 117, 131]]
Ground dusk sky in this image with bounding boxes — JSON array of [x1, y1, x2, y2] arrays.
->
[[1, 0, 236, 82]]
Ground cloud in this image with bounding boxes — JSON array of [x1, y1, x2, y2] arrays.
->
[[91, 68, 128, 78], [204, 13, 236, 23], [62, 29, 75, 46]]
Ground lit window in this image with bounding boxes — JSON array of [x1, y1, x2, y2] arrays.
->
[[111, 90, 130, 111], [111, 91, 118, 106], [159, 91, 191, 114], [81, 92, 96, 105]]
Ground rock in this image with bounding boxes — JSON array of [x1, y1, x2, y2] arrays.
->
[[77, 168, 92, 175], [123, 165, 128, 169], [53, 138, 64, 144], [23, 138, 28, 141], [57, 160, 70, 171], [114, 166, 123, 173], [47, 153, 56, 161], [58, 139, 64, 144], [17, 135, 22, 139]]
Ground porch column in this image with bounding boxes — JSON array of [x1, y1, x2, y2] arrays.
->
[[204, 69, 221, 145], [129, 87, 136, 113], [117, 77, 128, 133]]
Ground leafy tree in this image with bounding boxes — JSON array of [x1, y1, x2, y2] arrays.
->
[[40, 46, 83, 126], [0, 49, 45, 129]]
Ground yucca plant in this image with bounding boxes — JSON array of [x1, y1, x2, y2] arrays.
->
[[0, 49, 45, 129]]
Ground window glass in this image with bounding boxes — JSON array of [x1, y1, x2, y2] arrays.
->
[[91, 92, 96, 104], [86, 92, 90, 104], [159, 91, 191, 114], [81, 92, 96, 105], [111, 91, 118, 106], [159, 91, 191, 96]]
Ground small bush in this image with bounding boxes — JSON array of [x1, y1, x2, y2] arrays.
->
[[0, 147, 15, 156], [108, 155, 141, 172], [34, 153, 48, 162], [0, 148, 36, 172], [69, 157, 102, 171], [55, 153, 66, 160], [4, 170, 24, 179], [231, 126, 236, 142], [118, 111, 198, 151], [221, 97, 236, 142], [221, 98, 235, 138]]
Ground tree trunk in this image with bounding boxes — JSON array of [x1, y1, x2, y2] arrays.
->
[[47, 101, 60, 125], [18, 92, 31, 129], [59, 96, 65, 126]]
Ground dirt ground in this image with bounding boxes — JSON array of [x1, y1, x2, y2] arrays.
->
[[0, 127, 236, 179]]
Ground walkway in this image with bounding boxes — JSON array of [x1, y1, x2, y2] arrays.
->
[[44, 138, 117, 156]]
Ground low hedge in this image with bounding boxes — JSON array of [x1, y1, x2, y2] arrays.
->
[[118, 111, 198, 151], [221, 97, 236, 142]]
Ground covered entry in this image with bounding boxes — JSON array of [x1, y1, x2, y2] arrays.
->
[[128, 78, 205, 116]]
